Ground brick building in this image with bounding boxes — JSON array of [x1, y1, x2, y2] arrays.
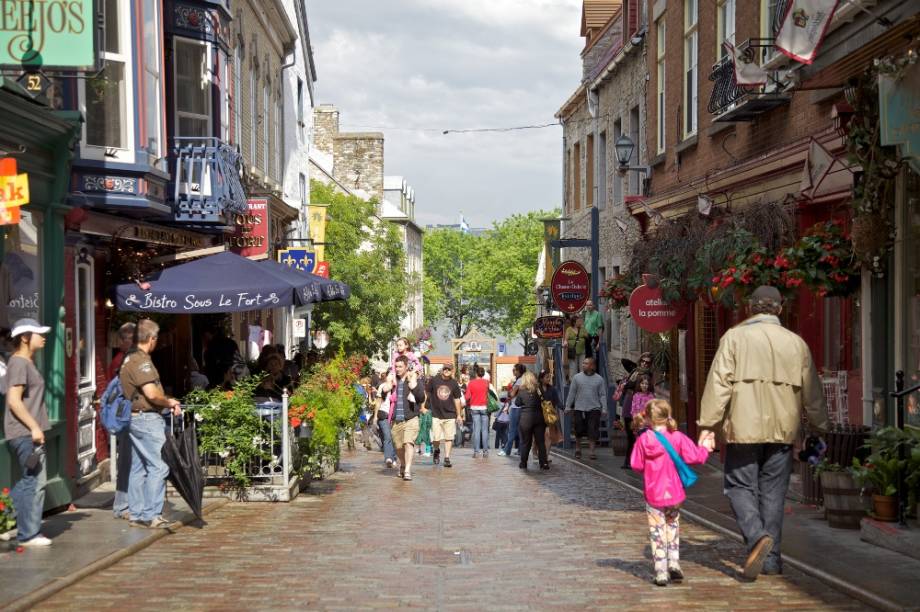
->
[[556, 0, 920, 438]]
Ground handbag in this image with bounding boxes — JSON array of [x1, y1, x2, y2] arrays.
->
[[541, 399, 558, 425], [486, 388, 501, 414], [652, 430, 698, 488]]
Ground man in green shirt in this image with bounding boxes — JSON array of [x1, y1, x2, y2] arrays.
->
[[583, 300, 604, 360]]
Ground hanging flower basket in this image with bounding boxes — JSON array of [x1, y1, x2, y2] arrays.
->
[[600, 275, 634, 309]]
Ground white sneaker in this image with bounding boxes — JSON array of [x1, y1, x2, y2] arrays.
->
[[20, 535, 52, 547], [0, 528, 18, 541], [385, 458, 394, 468], [497, 450, 507, 457]]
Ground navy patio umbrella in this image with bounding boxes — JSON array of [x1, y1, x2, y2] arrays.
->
[[259, 260, 350, 303], [116, 251, 304, 313]]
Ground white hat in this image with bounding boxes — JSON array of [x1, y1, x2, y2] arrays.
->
[[11, 318, 51, 337]]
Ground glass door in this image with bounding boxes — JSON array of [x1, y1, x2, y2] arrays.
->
[[75, 255, 97, 477]]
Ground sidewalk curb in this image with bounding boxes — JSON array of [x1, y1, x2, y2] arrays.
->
[[1, 498, 231, 612], [552, 451, 901, 612]]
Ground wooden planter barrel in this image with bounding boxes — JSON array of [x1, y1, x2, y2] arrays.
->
[[820, 471, 868, 529], [611, 429, 628, 456]]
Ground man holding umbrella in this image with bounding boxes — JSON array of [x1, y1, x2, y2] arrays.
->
[[120, 319, 182, 528]]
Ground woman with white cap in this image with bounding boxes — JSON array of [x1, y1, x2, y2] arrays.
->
[[3, 318, 52, 547]]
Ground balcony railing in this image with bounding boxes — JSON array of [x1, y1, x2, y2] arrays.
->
[[707, 41, 791, 122], [171, 137, 247, 224]]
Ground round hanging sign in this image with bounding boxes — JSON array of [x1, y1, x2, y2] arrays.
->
[[628, 275, 688, 333], [551, 260, 590, 313]]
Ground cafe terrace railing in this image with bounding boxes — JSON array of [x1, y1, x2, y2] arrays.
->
[[178, 391, 302, 502], [171, 137, 248, 225]]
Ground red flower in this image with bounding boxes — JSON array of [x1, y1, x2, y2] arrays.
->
[[721, 276, 734, 288], [1, 487, 8, 495], [290, 417, 302, 428], [711, 275, 722, 285], [306, 410, 316, 420], [0, 502, 5, 511], [817, 288, 828, 297], [751, 253, 763, 265], [774, 255, 791, 270]]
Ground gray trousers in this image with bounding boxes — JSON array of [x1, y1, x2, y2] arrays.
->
[[724, 443, 792, 569]]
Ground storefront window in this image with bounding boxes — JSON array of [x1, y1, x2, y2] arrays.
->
[[904, 168, 920, 424], [86, 0, 127, 150], [0, 211, 41, 330], [175, 38, 211, 137], [75, 259, 95, 385]]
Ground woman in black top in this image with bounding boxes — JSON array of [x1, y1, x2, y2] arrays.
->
[[540, 370, 562, 461], [619, 352, 654, 468], [516, 371, 548, 471]]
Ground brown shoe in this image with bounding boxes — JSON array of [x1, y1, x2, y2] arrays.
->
[[742, 535, 774, 580]]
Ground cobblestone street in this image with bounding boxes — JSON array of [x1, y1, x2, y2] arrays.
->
[[35, 448, 867, 611]]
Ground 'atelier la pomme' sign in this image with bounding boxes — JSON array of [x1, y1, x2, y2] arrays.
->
[[551, 260, 589, 313], [628, 275, 687, 333]]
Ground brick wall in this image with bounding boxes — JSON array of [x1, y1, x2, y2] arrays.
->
[[645, 0, 837, 205]]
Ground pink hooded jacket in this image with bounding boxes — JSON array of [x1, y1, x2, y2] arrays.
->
[[630, 428, 709, 508]]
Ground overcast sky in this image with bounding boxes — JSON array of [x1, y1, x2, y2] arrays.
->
[[308, 0, 583, 229]]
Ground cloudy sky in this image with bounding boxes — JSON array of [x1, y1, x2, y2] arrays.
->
[[308, 0, 583, 229]]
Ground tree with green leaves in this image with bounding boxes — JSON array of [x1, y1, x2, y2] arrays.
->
[[310, 180, 408, 359], [423, 210, 555, 346]]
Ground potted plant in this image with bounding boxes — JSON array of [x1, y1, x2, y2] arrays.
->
[[850, 426, 916, 522], [814, 459, 867, 529], [0, 486, 14, 541]]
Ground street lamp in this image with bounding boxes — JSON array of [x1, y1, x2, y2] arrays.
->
[[614, 134, 651, 194]]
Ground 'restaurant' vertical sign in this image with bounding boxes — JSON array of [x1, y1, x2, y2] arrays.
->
[[227, 198, 268, 258]]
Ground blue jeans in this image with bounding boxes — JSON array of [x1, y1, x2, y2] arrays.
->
[[471, 411, 489, 453], [377, 418, 396, 462], [128, 412, 169, 522], [503, 406, 522, 455], [724, 444, 792, 571], [8, 435, 47, 542], [112, 430, 132, 517]]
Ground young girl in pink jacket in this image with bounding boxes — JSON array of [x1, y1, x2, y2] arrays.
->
[[630, 399, 712, 586]]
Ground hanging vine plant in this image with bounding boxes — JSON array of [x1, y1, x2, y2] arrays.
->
[[844, 52, 914, 276]]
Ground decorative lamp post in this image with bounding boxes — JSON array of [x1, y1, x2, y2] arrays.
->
[[614, 134, 651, 195]]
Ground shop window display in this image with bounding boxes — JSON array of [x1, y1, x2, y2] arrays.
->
[[0, 211, 40, 330]]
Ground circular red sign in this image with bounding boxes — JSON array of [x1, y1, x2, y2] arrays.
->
[[551, 261, 590, 314], [628, 282, 687, 333]]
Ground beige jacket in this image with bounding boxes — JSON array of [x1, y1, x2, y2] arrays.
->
[[698, 314, 828, 444]]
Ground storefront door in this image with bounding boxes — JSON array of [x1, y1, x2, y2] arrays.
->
[[899, 167, 920, 426], [74, 255, 97, 476]]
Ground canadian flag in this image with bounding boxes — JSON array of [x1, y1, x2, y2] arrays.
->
[[724, 41, 767, 86], [775, 0, 840, 65]]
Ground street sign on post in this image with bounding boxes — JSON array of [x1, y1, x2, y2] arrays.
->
[[551, 260, 590, 314], [533, 315, 565, 339]]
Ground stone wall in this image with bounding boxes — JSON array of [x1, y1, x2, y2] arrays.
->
[[561, 37, 650, 382], [313, 105, 339, 158], [332, 133, 385, 202]]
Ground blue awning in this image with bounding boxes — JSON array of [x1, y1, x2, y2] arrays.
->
[[259, 260, 350, 303], [117, 252, 297, 313]]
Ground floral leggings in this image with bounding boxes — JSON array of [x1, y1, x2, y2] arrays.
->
[[646, 504, 681, 576]]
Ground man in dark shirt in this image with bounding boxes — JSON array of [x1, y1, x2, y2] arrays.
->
[[425, 364, 463, 468], [120, 319, 181, 528]]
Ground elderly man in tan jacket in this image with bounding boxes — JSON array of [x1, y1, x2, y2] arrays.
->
[[698, 286, 828, 580]]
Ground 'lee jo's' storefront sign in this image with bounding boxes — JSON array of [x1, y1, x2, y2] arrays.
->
[[0, 0, 97, 70], [628, 275, 687, 333], [227, 198, 268, 258], [551, 260, 589, 313]]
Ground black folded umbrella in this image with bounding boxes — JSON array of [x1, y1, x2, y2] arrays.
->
[[161, 419, 204, 519], [621, 358, 638, 374]]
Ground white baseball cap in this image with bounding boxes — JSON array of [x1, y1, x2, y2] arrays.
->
[[11, 318, 51, 337]]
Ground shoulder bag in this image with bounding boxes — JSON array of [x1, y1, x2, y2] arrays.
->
[[651, 430, 698, 488], [539, 389, 559, 426], [486, 387, 501, 414]]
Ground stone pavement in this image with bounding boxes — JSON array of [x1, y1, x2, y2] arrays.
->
[[554, 445, 920, 611], [0, 483, 227, 611], [33, 447, 866, 611]]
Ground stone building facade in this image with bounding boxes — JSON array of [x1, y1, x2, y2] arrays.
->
[[557, 0, 647, 380], [310, 105, 385, 204]]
